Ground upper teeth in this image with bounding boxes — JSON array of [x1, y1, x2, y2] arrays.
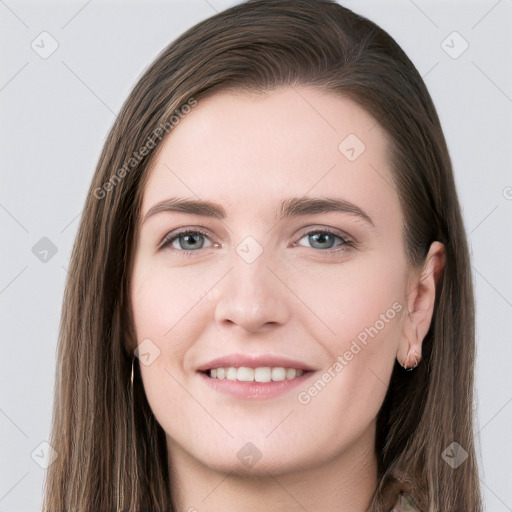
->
[[208, 367, 304, 382]]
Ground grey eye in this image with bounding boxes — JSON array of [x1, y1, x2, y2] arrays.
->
[[298, 231, 344, 250]]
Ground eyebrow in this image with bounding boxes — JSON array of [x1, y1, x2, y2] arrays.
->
[[142, 196, 375, 227]]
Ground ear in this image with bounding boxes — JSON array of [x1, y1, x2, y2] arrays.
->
[[397, 241, 445, 369]]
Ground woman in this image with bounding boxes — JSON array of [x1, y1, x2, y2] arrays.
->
[[43, 1, 482, 511]]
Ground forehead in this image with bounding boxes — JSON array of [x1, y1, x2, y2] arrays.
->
[[141, 85, 398, 225]]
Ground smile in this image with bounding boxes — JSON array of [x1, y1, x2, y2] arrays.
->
[[196, 354, 315, 399], [207, 366, 305, 382]]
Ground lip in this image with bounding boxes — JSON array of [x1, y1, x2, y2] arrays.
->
[[196, 353, 316, 400], [198, 371, 314, 400], [196, 353, 316, 372]]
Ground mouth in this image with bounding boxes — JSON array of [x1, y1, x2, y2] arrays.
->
[[200, 366, 307, 382], [196, 355, 315, 400]]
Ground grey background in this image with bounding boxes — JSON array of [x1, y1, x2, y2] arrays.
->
[[1, 1, 511, 510]]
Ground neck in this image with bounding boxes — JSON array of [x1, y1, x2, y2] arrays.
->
[[167, 421, 379, 512]]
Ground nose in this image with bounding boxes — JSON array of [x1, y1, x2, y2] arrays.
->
[[212, 247, 291, 334]]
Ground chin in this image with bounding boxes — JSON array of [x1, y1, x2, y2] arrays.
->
[[202, 451, 310, 477], [178, 433, 326, 478]]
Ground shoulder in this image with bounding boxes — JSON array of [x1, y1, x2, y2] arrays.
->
[[390, 490, 422, 512]]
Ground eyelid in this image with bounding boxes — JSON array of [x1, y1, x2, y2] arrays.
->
[[294, 226, 354, 246], [158, 226, 217, 251], [158, 225, 356, 254]]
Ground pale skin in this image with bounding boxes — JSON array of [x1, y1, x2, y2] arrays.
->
[[130, 86, 445, 512]]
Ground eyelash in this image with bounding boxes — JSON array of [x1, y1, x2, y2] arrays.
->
[[292, 229, 354, 255], [159, 227, 355, 257]]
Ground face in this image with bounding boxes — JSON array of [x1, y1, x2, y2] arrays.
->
[[130, 86, 412, 476]]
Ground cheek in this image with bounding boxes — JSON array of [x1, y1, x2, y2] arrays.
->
[[291, 250, 406, 348], [129, 263, 209, 412], [130, 261, 210, 345], [130, 264, 211, 430], [291, 251, 406, 413]]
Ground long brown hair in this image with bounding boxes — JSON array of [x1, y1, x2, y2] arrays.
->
[[43, 1, 482, 510]]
